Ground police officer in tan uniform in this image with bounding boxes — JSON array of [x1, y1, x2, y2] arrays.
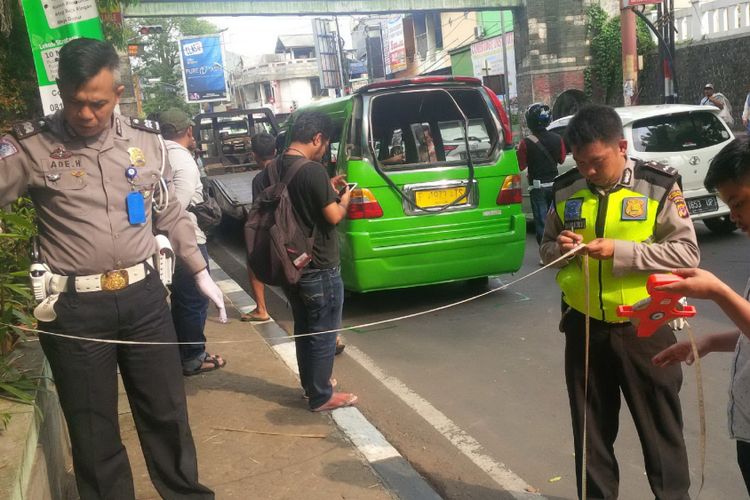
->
[[541, 105, 699, 499], [0, 39, 224, 499]]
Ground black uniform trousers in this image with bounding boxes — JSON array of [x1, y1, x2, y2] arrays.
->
[[39, 270, 213, 500], [562, 308, 690, 500]]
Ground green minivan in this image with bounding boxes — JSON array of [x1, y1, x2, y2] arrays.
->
[[286, 77, 525, 292]]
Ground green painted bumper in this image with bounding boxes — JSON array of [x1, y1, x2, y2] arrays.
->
[[341, 213, 526, 292]]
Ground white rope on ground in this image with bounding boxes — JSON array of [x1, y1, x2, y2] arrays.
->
[[3, 245, 586, 346]]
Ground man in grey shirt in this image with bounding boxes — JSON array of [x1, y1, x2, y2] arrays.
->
[[160, 108, 226, 375]]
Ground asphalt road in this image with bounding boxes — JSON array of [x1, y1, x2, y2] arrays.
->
[[209, 220, 750, 500]]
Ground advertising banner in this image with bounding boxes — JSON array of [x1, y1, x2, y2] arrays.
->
[[20, 0, 104, 114], [470, 32, 517, 100], [178, 35, 229, 103], [386, 15, 406, 74]]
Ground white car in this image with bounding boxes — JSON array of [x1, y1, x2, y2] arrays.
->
[[521, 104, 736, 233], [438, 118, 492, 161]]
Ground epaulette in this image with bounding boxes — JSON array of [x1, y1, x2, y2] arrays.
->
[[129, 117, 161, 133], [639, 159, 678, 177], [11, 119, 47, 140], [552, 166, 581, 188]]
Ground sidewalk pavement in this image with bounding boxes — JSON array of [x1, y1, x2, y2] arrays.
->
[[118, 259, 442, 500]]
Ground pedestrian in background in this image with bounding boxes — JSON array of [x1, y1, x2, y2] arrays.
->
[[541, 104, 699, 499], [252, 111, 357, 411], [701, 83, 734, 127], [240, 132, 276, 323], [742, 87, 750, 134], [160, 108, 226, 375], [518, 103, 565, 247], [0, 38, 223, 499]]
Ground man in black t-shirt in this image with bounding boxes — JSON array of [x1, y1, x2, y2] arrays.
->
[[252, 111, 357, 412]]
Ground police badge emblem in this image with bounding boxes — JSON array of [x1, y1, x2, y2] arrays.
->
[[622, 197, 648, 220], [128, 147, 146, 168]]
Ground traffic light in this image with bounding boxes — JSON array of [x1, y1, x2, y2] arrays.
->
[[139, 25, 163, 35]]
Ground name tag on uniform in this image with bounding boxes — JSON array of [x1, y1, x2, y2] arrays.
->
[[126, 191, 147, 225], [563, 198, 586, 230], [621, 196, 648, 220]]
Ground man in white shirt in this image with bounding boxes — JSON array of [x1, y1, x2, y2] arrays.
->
[[159, 108, 226, 375], [701, 83, 734, 127]]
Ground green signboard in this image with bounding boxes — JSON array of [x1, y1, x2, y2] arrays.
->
[[21, 0, 104, 114]]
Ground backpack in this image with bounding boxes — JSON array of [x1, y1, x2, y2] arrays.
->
[[244, 157, 315, 286], [188, 182, 223, 231]]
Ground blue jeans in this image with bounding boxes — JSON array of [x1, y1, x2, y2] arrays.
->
[[171, 244, 210, 366], [284, 267, 344, 409], [530, 186, 554, 245]]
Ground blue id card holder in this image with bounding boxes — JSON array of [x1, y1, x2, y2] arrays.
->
[[126, 191, 147, 225]]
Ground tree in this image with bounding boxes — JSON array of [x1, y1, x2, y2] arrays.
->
[[0, 0, 40, 130], [584, 5, 656, 105], [124, 17, 220, 116]]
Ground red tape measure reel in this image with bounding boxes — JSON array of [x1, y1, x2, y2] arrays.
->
[[617, 274, 697, 337]]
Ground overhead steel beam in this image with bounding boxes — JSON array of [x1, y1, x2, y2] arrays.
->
[[124, 0, 524, 18]]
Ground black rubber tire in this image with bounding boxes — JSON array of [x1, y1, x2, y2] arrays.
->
[[703, 215, 738, 234]]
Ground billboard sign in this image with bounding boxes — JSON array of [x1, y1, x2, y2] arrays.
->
[[470, 32, 517, 100], [313, 18, 342, 90], [20, 0, 104, 115], [386, 15, 407, 73], [178, 34, 229, 103]]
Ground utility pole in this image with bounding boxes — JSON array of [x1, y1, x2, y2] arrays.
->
[[621, 1, 638, 106]]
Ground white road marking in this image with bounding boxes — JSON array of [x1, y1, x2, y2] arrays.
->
[[332, 407, 401, 462], [215, 279, 244, 294], [346, 345, 544, 500]]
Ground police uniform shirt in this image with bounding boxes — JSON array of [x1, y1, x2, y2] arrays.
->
[[540, 159, 699, 275], [0, 111, 205, 276]]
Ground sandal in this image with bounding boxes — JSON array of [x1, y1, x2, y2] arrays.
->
[[183, 353, 226, 376], [302, 378, 337, 399], [335, 337, 346, 355], [311, 392, 358, 412], [240, 310, 271, 322]]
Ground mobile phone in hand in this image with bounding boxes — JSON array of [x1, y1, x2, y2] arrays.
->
[[338, 182, 357, 196]]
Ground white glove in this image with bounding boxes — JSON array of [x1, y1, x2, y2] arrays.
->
[[194, 268, 227, 323], [668, 297, 688, 332]]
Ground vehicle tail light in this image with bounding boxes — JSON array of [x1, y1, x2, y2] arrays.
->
[[443, 144, 459, 153], [497, 174, 522, 205], [347, 188, 384, 219], [483, 86, 513, 147]]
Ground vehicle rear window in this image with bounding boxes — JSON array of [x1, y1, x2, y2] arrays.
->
[[631, 112, 730, 153], [369, 88, 499, 170]]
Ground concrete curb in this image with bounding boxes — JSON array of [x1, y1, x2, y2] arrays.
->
[[208, 258, 443, 500]]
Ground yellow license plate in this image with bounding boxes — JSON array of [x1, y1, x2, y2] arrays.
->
[[414, 187, 468, 208]]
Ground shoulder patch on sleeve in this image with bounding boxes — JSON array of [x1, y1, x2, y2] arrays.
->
[[129, 117, 161, 133], [11, 120, 46, 140], [0, 139, 19, 159], [640, 160, 678, 177]]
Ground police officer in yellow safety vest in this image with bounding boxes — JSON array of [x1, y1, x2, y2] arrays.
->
[[0, 39, 225, 499], [540, 105, 699, 500]]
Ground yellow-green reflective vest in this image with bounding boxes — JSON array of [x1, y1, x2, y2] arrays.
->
[[554, 162, 675, 322]]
